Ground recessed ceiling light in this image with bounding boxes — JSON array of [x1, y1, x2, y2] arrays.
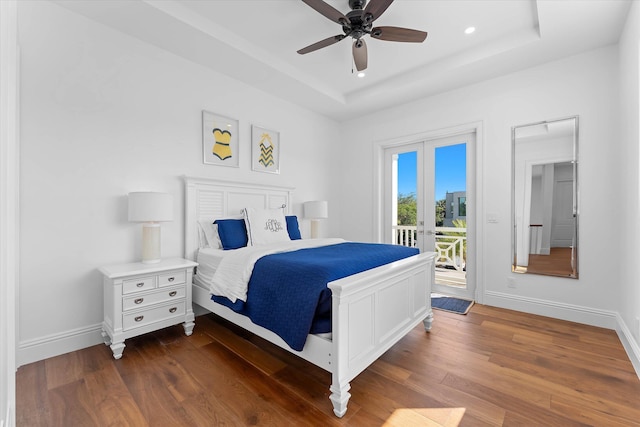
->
[[464, 26, 476, 35], [357, 72, 366, 78]]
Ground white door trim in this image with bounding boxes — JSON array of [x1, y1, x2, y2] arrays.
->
[[373, 121, 484, 303], [1, 1, 19, 425]]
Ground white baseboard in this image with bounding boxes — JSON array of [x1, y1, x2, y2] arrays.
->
[[484, 291, 618, 328], [484, 291, 640, 380], [17, 323, 104, 367], [615, 312, 640, 380]]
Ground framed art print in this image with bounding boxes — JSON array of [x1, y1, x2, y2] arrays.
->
[[202, 110, 239, 167], [251, 124, 280, 174]]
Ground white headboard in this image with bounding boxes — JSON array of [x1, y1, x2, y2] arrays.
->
[[184, 176, 294, 261]]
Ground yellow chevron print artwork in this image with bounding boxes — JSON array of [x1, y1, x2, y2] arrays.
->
[[258, 133, 274, 168], [251, 125, 279, 173]]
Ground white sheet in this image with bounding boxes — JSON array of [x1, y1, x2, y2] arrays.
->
[[209, 238, 345, 303], [195, 247, 227, 289]]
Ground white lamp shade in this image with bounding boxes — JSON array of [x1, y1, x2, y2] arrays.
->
[[304, 200, 328, 220], [128, 192, 173, 223]]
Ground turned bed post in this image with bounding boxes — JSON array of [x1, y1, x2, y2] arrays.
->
[[329, 282, 350, 417]]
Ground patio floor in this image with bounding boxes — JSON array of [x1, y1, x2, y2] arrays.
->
[[435, 266, 466, 287]]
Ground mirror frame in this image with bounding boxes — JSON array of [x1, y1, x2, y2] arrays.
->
[[511, 116, 579, 278]]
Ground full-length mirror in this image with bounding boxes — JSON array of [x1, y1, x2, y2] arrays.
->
[[512, 116, 578, 278]]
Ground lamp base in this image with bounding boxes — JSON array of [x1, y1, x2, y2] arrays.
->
[[141, 223, 161, 264], [310, 219, 320, 239]]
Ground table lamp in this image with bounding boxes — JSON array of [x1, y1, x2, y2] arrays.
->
[[128, 192, 173, 263], [304, 200, 328, 238]]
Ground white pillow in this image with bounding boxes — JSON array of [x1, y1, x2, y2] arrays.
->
[[198, 220, 222, 249], [243, 207, 291, 246]]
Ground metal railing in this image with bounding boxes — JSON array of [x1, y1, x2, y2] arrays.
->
[[393, 225, 466, 272]]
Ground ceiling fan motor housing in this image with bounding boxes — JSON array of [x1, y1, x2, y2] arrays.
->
[[344, 8, 373, 39]]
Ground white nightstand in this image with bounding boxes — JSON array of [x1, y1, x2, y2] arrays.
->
[[99, 257, 198, 359]]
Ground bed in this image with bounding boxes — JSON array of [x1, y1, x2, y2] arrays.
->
[[184, 176, 436, 417]]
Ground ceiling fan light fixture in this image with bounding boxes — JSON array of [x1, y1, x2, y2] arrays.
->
[[357, 72, 366, 78]]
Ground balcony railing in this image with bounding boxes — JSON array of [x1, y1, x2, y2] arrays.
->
[[393, 225, 467, 272]]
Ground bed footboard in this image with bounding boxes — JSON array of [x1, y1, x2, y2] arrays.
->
[[328, 251, 436, 417]]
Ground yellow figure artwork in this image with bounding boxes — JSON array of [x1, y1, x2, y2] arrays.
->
[[212, 128, 233, 160], [258, 133, 274, 167]]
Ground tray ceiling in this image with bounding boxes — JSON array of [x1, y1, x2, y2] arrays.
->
[[54, 0, 632, 121]]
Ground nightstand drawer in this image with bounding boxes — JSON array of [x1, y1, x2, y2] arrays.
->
[[122, 276, 155, 294], [123, 301, 186, 331], [158, 270, 186, 287], [122, 286, 185, 311]]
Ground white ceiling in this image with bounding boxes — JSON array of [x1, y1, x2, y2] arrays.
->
[[55, 0, 631, 121]]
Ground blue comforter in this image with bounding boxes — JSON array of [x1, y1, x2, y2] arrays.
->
[[212, 242, 419, 351]]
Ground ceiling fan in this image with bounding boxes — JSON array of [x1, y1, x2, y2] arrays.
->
[[297, 0, 428, 72]]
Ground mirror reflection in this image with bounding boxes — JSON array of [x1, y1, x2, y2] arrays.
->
[[512, 117, 578, 278]]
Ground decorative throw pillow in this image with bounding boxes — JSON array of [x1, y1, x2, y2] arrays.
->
[[285, 215, 302, 240], [198, 220, 222, 248], [244, 207, 291, 246], [214, 218, 248, 250]]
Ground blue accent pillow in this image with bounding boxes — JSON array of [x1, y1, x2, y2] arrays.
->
[[285, 215, 302, 240], [214, 219, 248, 250]]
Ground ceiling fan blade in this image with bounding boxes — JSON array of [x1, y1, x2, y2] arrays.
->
[[297, 35, 346, 55], [352, 39, 368, 71], [371, 26, 428, 43], [301, 0, 349, 26], [363, 0, 394, 23]]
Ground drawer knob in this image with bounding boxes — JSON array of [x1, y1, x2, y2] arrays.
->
[[168, 277, 175, 282], [134, 315, 144, 322], [134, 298, 144, 304], [169, 291, 177, 297], [169, 307, 177, 313], [136, 282, 144, 288]]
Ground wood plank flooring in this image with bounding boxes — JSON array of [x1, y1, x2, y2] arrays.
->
[[16, 304, 640, 426], [527, 248, 574, 277]]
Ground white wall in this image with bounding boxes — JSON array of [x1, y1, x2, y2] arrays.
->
[[16, 1, 341, 365], [340, 46, 621, 327], [618, 0, 640, 374]]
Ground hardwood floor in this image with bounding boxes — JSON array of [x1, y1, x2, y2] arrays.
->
[[16, 305, 640, 426], [527, 247, 574, 277]]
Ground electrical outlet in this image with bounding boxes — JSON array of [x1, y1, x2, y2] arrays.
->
[[507, 277, 516, 288]]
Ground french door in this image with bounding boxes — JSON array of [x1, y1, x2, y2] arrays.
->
[[383, 142, 426, 251], [383, 132, 475, 299]]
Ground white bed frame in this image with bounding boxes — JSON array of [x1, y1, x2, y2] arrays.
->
[[184, 176, 436, 417]]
